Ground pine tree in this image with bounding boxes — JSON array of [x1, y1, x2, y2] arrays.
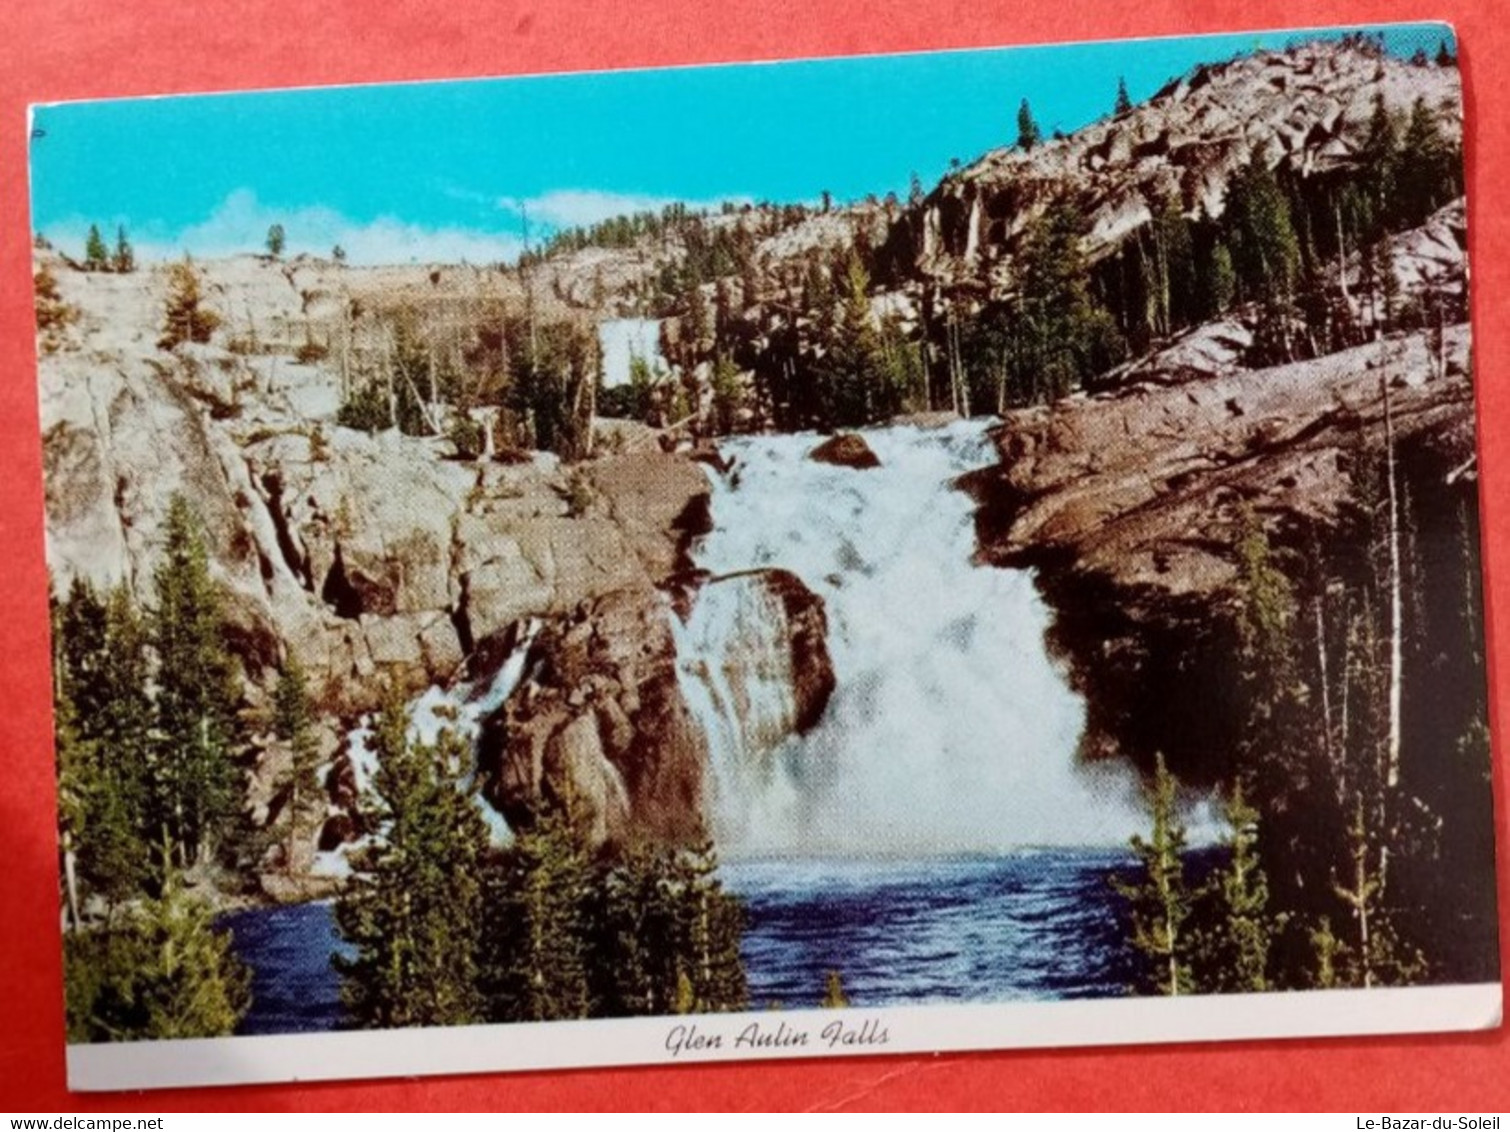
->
[[1115, 76, 1133, 116], [1112, 753, 1200, 996], [111, 225, 135, 274], [272, 654, 320, 874], [814, 254, 896, 427], [1206, 241, 1237, 318], [266, 223, 286, 259], [1203, 781, 1276, 991], [480, 797, 592, 1023], [1227, 150, 1301, 360], [84, 224, 109, 272], [150, 496, 243, 870], [64, 854, 249, 1041], [821, 970, 850, 1008], [1016, 99, 1042, 151], [1396, 97, 1456, 228], [1009, 201, 1124, 399], [158, 258, 222, 349], [54, 579, 154, 916], [668, 839, 748, 1013], [585, 842, 675, 1017], [1359, 94, 1399, 241], [336, 692, 489, 1028]]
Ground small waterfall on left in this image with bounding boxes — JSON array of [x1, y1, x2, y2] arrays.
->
[[310, 619, 540, 876]]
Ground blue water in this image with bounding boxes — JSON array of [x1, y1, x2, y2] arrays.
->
[[223, 851, 1138, 1033], [726, 852, 1139, 1008], [219, 902, 355, 1035]]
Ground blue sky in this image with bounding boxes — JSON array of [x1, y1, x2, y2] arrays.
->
[[28, 22, 1451, 265]]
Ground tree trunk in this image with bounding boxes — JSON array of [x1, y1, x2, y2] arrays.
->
[[1383, 366, 1404, 789], [1315, 595, 1335, 770], [62, 835, 81, 931]]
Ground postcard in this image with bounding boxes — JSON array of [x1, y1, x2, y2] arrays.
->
[[28, 20, 1499, 1091]]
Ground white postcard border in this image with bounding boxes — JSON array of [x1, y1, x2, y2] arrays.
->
[[68, 983, 1503, 1092]]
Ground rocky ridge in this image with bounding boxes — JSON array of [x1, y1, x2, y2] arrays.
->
[[896, 40, 1461, 294]]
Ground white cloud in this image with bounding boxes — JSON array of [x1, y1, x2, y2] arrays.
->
[[56, 189, 527, 267], [496, 188, 750, 231], [40, 185, 754, 269]]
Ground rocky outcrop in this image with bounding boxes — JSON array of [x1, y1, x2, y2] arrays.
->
[[975, 325, 1471, 598], [895, 43, 1461, 294], [478, 568, 834, 848], [966, 318, 1476, 774], [37, 257, 711, 718], [809, 432, 881, 469]]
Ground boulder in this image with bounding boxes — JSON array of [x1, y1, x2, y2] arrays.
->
[[478, 567, 835, 850], [809, 433, 881, 469]]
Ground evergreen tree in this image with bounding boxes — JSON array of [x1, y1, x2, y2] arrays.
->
[[1016, 99, 1042, 151], [111, 225, 135, 274], [1396, 97, 1457, 228], [266, 223, 286, 259], [1358, 94, 1399, 241], [481, 797, 592, 1022], [64, 859, 249, 1042], [336, 692, 489, 1028], [821, 970, 850, 1008], [709, 353, 743, 435], [83, 224, 109, 272], [150, 496, 243, 870], [813, 254, 897, 427], [1115, 76, 1134, 116], [1112, 754, 1200, 996], [271, 654, 320, 874], [585, 841, 680, 1017], [668, 839, 748, 1013], [1436, 38, 1456, 67], [1226, 151, 1301, 358], [1206, 241, 1237, 318], [33, 263, 77, 351], [1010, 201, 1125, 399], [1202, 781, 1277, 992], [158, 258, 222, 349], [54, 579, 155, 917]]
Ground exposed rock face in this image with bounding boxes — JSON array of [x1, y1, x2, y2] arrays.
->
[[809, 433, 881, 469], [37, 256, 711, 718], [896, 43, 1460, 292], [478, 568, 834, 848], [756, 569, 837, 733], [967, 319, 1476, 774]]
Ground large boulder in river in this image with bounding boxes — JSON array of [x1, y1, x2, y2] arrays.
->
[[809, 433, 880, 469], [479, 568, 835, 849]]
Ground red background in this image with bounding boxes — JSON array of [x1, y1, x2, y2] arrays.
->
[[1, 0, 1506, 1112]]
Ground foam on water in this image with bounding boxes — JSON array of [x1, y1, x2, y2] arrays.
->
[[675, 420, 1150, 855]]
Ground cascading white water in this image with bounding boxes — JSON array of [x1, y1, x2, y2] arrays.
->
[[310, 620, 540, 875], [674, 420, 1147, 856]]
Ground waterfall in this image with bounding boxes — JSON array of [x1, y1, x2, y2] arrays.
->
[[674, 420, 1146, 856], [670, 572, 808, 848], [311, 621, 541, 875]]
